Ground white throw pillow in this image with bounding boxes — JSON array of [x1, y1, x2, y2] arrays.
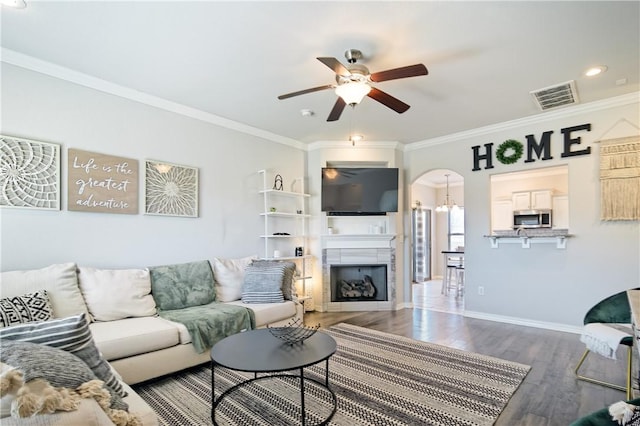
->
[[0, 263, 89, 319], [77, 267, 157, 321], [212, 256, 257, 302]]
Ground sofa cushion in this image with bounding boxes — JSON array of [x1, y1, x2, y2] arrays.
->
[[0, 263, 89, 319], [0, 339, 128, 412], [227, 300, 297, 327], [250, 260, 297, 300], [149, 260, 215, 310], [212, 256, 256, 302], [78, 266, 157, 321], [0, 290, 52, 327], [0, 313, 126, 398], [90, 317, 181, 361]]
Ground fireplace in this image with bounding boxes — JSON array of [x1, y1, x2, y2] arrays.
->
[[331, 264, 388, 302], [322, 246, 396, 311]]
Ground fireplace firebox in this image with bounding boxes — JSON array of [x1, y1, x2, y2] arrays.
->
[[330, 264, 388, 302]]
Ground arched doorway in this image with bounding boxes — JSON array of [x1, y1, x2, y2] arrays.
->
[[410, 169, 464, 314]]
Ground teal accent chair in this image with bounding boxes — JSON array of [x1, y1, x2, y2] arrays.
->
[[574, 289, 639, 400]]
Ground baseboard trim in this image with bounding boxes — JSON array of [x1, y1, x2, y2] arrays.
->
[[463, 310, 582, 334]]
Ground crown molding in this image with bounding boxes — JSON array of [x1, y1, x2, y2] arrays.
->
[[307, 140, 401, 151], [1, 48, 304, 150], [405, 91, 640, 152]]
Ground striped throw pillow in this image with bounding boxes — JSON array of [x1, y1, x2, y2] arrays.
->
[[0, 312, 126, 397], [241, 262, 286, 304]]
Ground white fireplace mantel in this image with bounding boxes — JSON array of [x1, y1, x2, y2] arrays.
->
[[322, 234, 396, 249]]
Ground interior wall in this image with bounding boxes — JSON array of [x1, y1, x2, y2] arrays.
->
[[1, 64, 306, 271], [405, 99, 640, 327]]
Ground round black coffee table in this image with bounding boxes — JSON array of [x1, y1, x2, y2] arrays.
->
[[210, 328, 337, 426]]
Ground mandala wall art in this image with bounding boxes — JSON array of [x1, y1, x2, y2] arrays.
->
[[0, 135, 60, 210], [144, 160, 198, 217]]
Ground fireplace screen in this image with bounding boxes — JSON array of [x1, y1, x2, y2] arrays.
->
[[330, 264, 388, 302]]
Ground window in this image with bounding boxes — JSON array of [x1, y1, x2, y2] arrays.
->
[[448, 207, 465, 251]]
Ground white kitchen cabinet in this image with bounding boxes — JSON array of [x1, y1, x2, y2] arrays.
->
[[552, 195, 569, 229], [512, 190, 552, 210], [491, 200, 514, 231]]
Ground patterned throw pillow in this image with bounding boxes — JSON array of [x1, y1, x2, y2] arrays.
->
[[0, 290, 52, 327], [0, 339, 128, 412], [0, 313, 126, 397], [241, 262, 286, 304]]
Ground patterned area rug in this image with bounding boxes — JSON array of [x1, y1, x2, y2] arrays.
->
[[134, 323, 530, 425]]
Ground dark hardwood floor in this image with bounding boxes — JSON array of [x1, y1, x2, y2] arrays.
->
[[305, 308, 629, 426]]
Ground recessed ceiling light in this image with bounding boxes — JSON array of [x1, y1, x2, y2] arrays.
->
[[1, 0, 27, 9], [585, 65, 607, 77]]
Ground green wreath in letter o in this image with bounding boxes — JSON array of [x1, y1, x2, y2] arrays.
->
[[496, 139, 524, 165]]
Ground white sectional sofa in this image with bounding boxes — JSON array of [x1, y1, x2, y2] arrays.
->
[[0, 258, 303, 426]]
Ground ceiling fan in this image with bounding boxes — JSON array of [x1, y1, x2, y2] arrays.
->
[[278, 49, 428, 122]]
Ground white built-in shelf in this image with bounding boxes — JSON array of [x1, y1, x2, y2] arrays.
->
[[260, 234, 304, 239], [259, 255, 313, 261], [260, 212, 311, 218], [259, 189, 310, 198]]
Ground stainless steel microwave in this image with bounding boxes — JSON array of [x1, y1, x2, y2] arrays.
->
[[513, 209, 552, 229]]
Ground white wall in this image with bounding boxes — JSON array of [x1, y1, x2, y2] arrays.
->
[[405, 97, 640, 327], [1, 64, 306, 270]]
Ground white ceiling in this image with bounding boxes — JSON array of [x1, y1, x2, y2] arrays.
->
[[1, 1, 639, 146]]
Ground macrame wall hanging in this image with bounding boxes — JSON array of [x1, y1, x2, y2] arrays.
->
[[599, 133, 640, 221]]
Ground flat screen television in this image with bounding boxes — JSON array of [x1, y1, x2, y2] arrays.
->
[[321, 167, 399, 215]]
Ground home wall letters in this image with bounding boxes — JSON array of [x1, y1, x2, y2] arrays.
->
[[471, 123, 592, 171]]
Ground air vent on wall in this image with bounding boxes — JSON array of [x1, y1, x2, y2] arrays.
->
[[530, 80, 579, 111]]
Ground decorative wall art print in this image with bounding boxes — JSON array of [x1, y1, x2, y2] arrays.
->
[[68, 148, 139, 214], [0, 135, 60, 210], [145, 160, 199, 217]]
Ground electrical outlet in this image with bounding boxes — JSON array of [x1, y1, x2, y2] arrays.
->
[[478, 286, 485, 296]]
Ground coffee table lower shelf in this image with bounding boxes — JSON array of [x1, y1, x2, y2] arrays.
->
[[210, 329, 338, 426], [211, 368, 337, 426]]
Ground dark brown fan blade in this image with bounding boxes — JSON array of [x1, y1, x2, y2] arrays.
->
[[367, 88, 410, 113], [370, 64, 428, 82], [327, 97, 347, 121], [278, 84, 334, 100], [317, 57, 351, 76]]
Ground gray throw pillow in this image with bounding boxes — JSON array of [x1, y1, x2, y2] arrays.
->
[[0, 339, 128, 412], [0, 290, 52, 327], [250, 260, 296, 300], [241, 262, 286, 304], [0, 313, 126, 397], [149, 260, 216, 310]]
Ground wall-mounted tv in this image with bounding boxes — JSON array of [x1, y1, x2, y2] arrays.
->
[[321, 167, 399, 215]]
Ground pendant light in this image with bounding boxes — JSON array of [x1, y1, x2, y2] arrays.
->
[[436, 174, 459, 213]]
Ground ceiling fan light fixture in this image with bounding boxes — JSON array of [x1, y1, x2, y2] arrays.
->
[[335, 82, 371, 105]]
